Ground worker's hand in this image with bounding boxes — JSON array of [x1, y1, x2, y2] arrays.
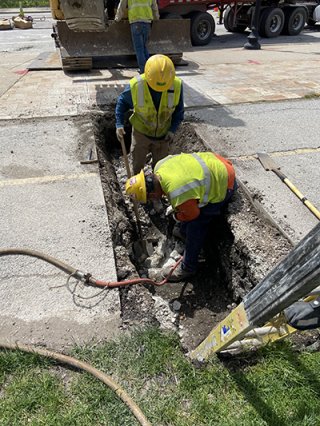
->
[[116, 127, 126, 142], [165, 206, 174, 217], [164, 131, 174, 143]]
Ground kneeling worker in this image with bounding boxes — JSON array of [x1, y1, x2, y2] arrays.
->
[[115, 54, 184, 174], [125, 152, 237, 282]]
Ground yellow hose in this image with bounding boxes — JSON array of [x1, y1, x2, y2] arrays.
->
[[0, 342, 151, 426]]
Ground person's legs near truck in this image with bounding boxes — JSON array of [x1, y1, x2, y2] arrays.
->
[[130, 22, 151, 74]]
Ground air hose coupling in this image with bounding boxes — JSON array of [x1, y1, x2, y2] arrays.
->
[[73, 270, 93, 284]]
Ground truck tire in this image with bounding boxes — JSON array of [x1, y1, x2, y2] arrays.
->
[[224, 6, 247, 33], [282, 7, 307, 35], [190, 11, 215, 46], [259, 7, 285, 37]]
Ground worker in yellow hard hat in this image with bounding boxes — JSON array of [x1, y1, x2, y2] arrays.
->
[[125, 152, 237, 282], [115, 54, 184, 175]]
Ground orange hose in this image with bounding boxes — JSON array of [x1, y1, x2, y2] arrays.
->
[[0, 248, 182, 289], [0, 342, 151, 426], [90, 257, 182, 287]]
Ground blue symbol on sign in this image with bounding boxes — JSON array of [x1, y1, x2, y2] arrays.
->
[[222, 325, 230, 335]]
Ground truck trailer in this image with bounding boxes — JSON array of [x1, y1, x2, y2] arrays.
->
[[222, 0, 320, 38]]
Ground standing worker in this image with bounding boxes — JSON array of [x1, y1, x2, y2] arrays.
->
[[124, 152, 237, 282], [114, 0, 159, 74], [115, 54, 184, 174]]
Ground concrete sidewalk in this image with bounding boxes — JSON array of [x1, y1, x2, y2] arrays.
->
[[1, 27, 319, 348], [1, 42, 320, 117]]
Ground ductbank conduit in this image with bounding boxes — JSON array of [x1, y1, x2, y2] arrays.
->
[[0, 248, 182, 426]]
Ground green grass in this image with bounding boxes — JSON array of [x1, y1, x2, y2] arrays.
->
[[1, 328, 320, 425], [0, 1, 49, 9], [304, 93, 320, 99]]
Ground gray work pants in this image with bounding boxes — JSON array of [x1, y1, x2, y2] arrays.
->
[[131, 128, 169, 174]]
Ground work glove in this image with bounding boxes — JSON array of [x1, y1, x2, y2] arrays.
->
[[164, 131, 174, 143], [166, 206, 180, 222], [116, 127, 126, 142], [165, 206, 174, 217]]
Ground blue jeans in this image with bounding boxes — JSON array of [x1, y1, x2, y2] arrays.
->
[[130, 22, 151, 74], [180, 184, 237, 272]]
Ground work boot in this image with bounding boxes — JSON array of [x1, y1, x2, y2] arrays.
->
[[172, 224, 186, 242], [162, 263, 195, 282]]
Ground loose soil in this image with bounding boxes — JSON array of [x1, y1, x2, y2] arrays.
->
[[94, 110, 294, 352]]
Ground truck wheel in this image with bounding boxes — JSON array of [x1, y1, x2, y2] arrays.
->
[[224, 6, 247, 33], [282, 7, 307, 35], [190, 12, 215, 46], [259, 7, 285, 37]]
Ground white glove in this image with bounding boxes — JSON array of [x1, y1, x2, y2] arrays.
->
[[116, 127, 126, 142], [165, 206, 174, 217], [164, 131, 174, 143], [166, 206, 181, 222]]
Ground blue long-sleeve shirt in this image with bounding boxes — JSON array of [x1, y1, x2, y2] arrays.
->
[[115, 81, 184, 134]]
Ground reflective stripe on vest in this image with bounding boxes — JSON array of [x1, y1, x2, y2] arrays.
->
[[129, 74, 182, 137], [169, 154, 211, 207], [136, 75, 175, 109], [128, 0, 153, 23], [155, 152, 231, 208]]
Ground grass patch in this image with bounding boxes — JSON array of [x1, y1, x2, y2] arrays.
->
[[1, 328, 320, 425], [304, 93, 320, 99], [0, 1, 49, 8]]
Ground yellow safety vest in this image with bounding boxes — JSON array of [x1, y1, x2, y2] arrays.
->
[[129, 74, 182, 138], [128, 0, 153, 23], [154, 152, 229, 208]]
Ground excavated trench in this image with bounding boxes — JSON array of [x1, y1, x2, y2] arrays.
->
[[93, 109, 293, 352]]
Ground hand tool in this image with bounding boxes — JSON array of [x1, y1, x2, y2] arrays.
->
[[257, 152, 320, 220], [118, 134, 153, 258]]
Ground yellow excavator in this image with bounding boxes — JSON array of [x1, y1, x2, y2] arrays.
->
[[50, 0, 192, 70]]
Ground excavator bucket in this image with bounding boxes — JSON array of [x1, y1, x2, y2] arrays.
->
[[52, 0, 191, 71]]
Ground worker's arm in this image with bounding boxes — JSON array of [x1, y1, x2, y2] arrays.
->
[[169, 83, 184, 133], [115, 85, 134, 128], [151, 0, 160, 20], [175, 199, 200, 222], [114, 0, 128, 22]]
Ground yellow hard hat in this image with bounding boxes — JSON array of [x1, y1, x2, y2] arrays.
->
[[125, 170, 147, 203], [144, 54, 175, 92]]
